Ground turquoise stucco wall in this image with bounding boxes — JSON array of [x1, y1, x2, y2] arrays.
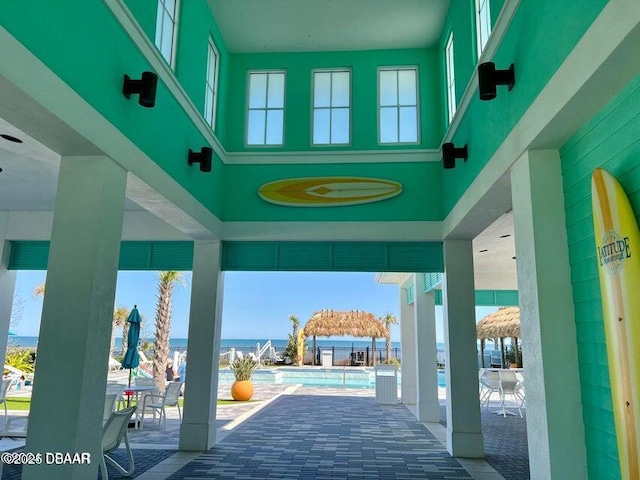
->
[[224, 48, 443, 152], [222, 161, 442, 221], [0, 0, 226, 217], [123, 0, 157, 39], [441, 0, 608, 214], [560, 74, 640, 480]]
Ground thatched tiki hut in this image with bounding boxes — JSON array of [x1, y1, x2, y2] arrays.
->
[[476, 307, 521, 368], [304, 310, 390, 366]]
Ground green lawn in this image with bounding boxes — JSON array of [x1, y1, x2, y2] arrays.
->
[[6, 397, 30, 410], [6, 397, 257, 410]]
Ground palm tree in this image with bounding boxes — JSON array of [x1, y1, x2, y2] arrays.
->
[[380, 312, 398, 363], [111, 306, 130, 356], [151, 271, 185, 390], [32, 281, 45, 299], [283, 314, 300, 364]]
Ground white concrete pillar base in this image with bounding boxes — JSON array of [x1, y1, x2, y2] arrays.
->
[[442, 240, 484, 459], [414, 274, 439, 424], [446, 431, 484, 458], [399, 278, 417, 406], [0, 221, 17, 368], [179, 421, 217, 451], [511, 150, 586, 479], [417, 399, 441, 423], [23, 155, 126, 480], [402, 386, 417, 406], [179, 241, 224, 451]]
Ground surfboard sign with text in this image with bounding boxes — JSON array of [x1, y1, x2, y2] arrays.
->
[[592, 168, 640, 479], [258, 177, 402, 207]]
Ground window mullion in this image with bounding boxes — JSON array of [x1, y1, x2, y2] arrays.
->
[[329, 72, 334, 143], [264, 73, 270, 145], [396, 71, 401, 143]]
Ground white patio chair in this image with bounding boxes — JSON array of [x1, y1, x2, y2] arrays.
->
[[140, 381, 184, 430], [478, 368, 487, 399], [106, 382, 126, 410], [0, 378, 13, 427], [133, 377, 158, 419], [103, 393, 118, 423], [515, 371, 526, 409], [498, 370, 525, 418], [101, 406, 136, 480], [480, 370, 501, 408]]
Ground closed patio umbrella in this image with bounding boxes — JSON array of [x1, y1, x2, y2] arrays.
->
[[121, 305, 141, 406]]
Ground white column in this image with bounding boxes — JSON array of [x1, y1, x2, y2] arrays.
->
[[414, 274, 440, 422], [24, 156, 126, 480], [0, 215, 17, 368], [511, 150, 586, 479], [399, 278, 417, 405], [180, 240, 224, 450], [442, 240, 484, 458]]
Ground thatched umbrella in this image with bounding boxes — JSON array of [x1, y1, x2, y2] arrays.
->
[[476, 307, 521, 368], [304, 310, 390, 366]]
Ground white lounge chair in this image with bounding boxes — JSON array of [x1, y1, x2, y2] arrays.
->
[[101, 406, 137, 480], [141, 381, 183, 430], [108, 357, 121, 371], [137, 351, 153, 369], [0, 379, 12, 427]]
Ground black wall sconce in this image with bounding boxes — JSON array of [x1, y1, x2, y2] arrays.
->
[[188, 147, 213, 173], [442, 143, 468, 169], [478, 62, 515, 101], [123, 72, 158, 108]]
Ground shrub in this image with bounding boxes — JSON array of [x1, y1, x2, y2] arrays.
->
[[505, 345, 523, 367], [383, 358, 401, 367], [230, 356, 258, 381], [5, 348, 36, 374]]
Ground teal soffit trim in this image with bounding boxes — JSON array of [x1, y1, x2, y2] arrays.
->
[[432, 289, 519, 306], [423, 272, 443, 292], [221, 241, 444, 272], [8, 241, 194, 271]]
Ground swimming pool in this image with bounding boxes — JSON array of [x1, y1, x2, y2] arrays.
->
[[218, 367, 447, 389]]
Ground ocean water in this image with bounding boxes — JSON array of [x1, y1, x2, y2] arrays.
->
[[8, 336, 408, 351]]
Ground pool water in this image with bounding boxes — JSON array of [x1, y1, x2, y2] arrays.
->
[[219, 368, 447, 389]]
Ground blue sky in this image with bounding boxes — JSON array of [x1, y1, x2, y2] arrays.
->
[[11, 271, 498, 342]]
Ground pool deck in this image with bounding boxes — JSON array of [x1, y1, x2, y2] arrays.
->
[[0, 380, 528, 479]]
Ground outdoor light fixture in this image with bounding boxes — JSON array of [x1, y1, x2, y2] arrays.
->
[[188, 147, 213, 172], [123, 72, 158, 107], [442, 143, 468, 169], [478, 62, 515, 100], [0, 134, 23, 143]]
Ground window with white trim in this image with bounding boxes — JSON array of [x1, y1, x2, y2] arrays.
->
[[445, 33, 456, 123], [475, 0, 491, 58], [378, 68, 419, 144], [247, 71, 285, 146], [155, 0, 180, 66], [313, 70, 350, 145], [204, 38, 220, 130]]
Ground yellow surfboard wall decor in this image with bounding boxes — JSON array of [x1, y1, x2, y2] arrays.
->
[[592, 168, 640, 479], [258, 177, 402, 207]]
